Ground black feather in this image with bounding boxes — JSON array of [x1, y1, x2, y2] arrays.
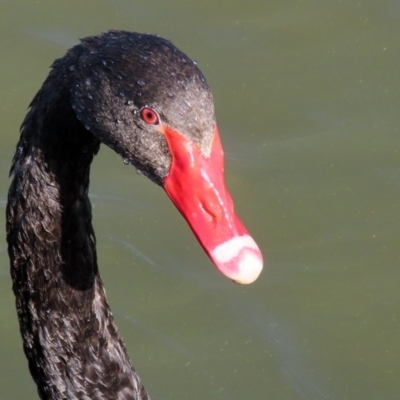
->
[[6, 30, 216, 400]]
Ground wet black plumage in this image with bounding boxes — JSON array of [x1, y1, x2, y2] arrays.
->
[[6, 30, 216, 400]]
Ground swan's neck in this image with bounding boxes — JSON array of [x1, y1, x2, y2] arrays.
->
[[6, 86, 149, 399]]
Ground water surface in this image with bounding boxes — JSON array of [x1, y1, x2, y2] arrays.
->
[[0, 1, 399, 399]]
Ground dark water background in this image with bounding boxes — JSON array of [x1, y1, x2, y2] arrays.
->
[[0, 1, 399, 399]]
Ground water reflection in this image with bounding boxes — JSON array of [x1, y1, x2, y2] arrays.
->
[[228, 300, 336, 400]]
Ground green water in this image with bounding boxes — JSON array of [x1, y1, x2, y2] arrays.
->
[[0, 1, 399, 399]]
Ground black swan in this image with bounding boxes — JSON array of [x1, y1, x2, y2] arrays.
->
[[6, 30, 263, 399]]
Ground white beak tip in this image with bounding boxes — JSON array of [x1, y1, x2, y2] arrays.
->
[[211, 235, 264, 284]]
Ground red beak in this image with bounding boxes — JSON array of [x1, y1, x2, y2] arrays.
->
[[160, 125, 263, 284]]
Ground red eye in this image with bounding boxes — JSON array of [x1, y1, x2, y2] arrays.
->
[[140, 107, 159, 125]]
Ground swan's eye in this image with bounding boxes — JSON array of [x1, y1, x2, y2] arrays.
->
[[140, 107, 159, 125]]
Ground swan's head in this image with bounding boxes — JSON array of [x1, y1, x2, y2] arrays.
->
[[70, 31, 263, 284]]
